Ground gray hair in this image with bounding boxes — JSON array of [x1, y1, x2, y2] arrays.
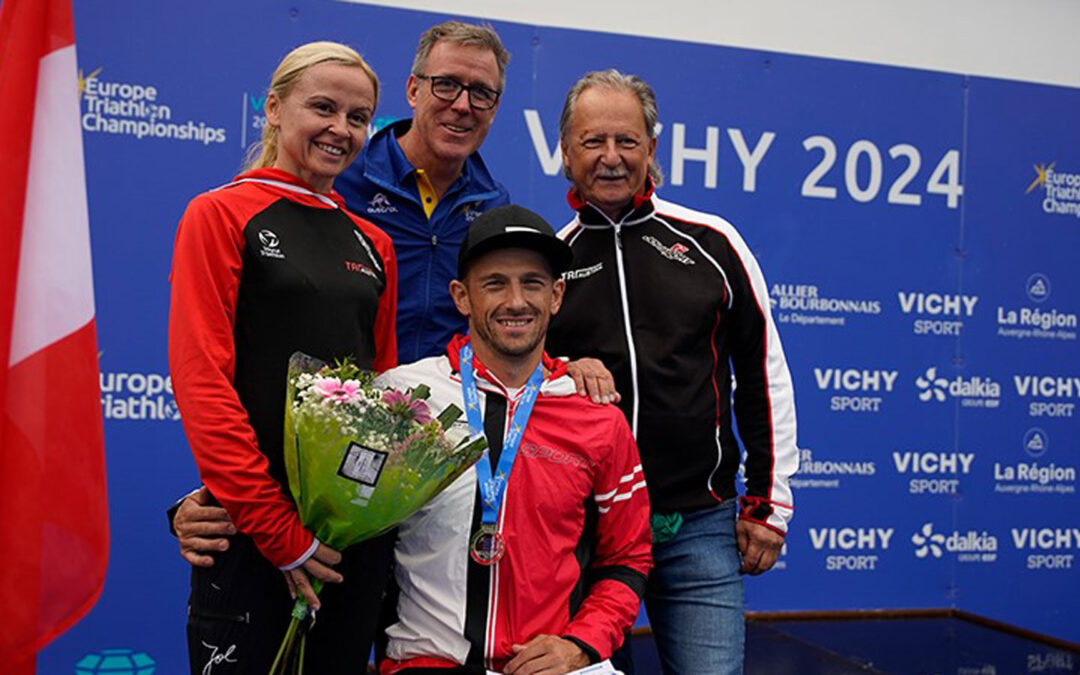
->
[[411, 21, 510, 90], [559, 69, 664, 186]]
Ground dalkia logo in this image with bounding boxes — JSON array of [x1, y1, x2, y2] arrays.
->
[[1026, 162, 1080, 219], [100, 368, 180, 421], [911, 522, 997, 562], [76, 648, 156, 675], [80, 67, 226, 145], [911, 522, 946, 558], [915, 367, 1001, 408]]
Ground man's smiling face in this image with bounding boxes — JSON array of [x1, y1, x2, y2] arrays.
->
[[405, 40, 501, 169], [562, 86, 656, 221], [452, 247, 564, 363]]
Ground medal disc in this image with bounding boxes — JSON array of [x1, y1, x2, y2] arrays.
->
[[469, 525, 506, 565]]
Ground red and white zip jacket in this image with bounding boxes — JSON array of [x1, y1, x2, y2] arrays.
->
[[547, 186, 797, 535], [169, 167, 397, 568], [377, 336, 652, 673]]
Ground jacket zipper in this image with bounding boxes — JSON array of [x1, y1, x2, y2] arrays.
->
[[612, 223, 641, 436]]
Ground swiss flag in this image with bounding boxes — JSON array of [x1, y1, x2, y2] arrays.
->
[[0, 0, 109, 672]]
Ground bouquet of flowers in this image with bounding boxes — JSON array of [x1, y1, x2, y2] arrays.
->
[[270, 352, 487, 674]]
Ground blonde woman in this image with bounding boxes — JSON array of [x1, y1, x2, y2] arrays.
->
[[168, 42, 397, 675]]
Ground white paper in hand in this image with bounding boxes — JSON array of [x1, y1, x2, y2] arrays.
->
[[486, 660, 622, 675]]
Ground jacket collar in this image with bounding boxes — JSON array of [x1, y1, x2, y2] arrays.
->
[[567, 177, 656, 228], [446, 334, 568, 392], [227, 167, 347, 208], [362, 119, 501, 197]]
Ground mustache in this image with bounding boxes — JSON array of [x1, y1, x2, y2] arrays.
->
[[595, 166, 628, 179]]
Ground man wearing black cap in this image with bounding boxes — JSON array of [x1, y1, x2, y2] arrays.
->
[[375, 205, 652, 675]]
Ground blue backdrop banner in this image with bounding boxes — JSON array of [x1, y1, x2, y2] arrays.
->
[[42, 1, 1078, 672]]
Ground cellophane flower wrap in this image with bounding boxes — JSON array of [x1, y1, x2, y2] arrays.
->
[[270, 352, 486, 674]]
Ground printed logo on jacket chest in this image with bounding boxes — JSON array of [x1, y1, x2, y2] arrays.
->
[[366, 192, 398, 214], [258, 229, 284, 259], [521, 440, 595, 470], [643, 235, 695, 265], [462, 203, 483, 222], [343, 260, 378, 279], [563, 262, 604, 281]]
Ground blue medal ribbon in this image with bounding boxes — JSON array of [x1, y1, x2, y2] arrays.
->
[[459, 342, 543, 527]]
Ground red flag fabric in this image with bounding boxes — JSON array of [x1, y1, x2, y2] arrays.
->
[[0, 0, 109, 672]]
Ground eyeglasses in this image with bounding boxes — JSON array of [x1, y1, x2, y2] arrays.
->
[[415, 74, 501, 110]]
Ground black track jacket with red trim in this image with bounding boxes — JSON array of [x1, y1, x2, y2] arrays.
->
[[379, 335, 652, 673], [168, 167, 398, 567], [547, 189, 797, 534]]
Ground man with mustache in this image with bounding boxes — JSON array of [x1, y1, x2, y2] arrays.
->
[[166, 26, 627, 671], [546, 70, 799, 675], [171, 19, 518, 566], [172, 20, 617, 559]]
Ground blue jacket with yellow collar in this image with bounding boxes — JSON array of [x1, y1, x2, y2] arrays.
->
[[337, 119, 510, 364]]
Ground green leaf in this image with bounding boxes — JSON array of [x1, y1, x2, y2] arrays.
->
[[437, 403, 462, 428]]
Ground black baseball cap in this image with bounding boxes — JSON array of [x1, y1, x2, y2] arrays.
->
[[457, 205, 573, 278]]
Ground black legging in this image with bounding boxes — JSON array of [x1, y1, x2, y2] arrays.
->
[[186, 529, 396, 675]]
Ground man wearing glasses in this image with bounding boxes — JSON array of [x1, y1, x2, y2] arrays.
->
[[171, 18, 514, 572], [337, 20, 511, 365], [170, 23, 621, 608]]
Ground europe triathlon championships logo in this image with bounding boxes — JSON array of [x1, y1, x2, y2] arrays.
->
[[1026, 162, 1080, 218], [79, 67, 227, 144]]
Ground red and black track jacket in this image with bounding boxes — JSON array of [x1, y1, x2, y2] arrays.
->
[[378, 335, 652, 673], [168, 167, 397, 568], [547, 187, 797, 535]]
